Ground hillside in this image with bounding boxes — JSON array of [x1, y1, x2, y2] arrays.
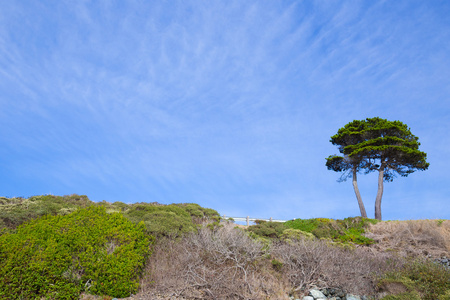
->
[[1, 195, 449, 300]]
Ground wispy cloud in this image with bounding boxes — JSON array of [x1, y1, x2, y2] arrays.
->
[[1, 0, 449, 219]]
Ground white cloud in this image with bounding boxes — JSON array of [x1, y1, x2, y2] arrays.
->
[[0, 0, 449, 219]]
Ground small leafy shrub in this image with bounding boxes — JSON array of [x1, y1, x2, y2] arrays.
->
[[284, 218, 327, 232], [0, 194, 93, 232], [271, 258, 283, 272], [176, 203, 220, 222], [124, 204, 197, 237], [280, 228, 315, 242], [123, 203, 219, 237], [112, 201, 129, 211], [0, 206, 152, 299], [378, 258, 450, 300], [254, 219, 267, 225], [284, 217, 376, 245], [247, 221, 286, 238]]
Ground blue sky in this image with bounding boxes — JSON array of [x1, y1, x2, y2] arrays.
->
[[1, 1, 449, 221]]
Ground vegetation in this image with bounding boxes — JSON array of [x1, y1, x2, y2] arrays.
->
[[0, 206, 151, 298], [1, 194, 448, 299], [0, 194, 92, 233], [122, 203, 220, 237], [326, 117, 429, 220], [0, 195, 220, 238], [377, 259, 450, 300], [247, 216, 378, 246], [247, 220, 286, 238], [365, 219, 450, 258]]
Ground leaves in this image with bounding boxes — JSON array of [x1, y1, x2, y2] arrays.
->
[[0, 206, 152, 298], [327, 117, 429, 181]]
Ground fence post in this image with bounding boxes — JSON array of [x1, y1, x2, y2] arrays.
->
[[246, 216, 249, 226]]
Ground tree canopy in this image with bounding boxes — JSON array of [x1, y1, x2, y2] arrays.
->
[[326, 117, 429, 220]]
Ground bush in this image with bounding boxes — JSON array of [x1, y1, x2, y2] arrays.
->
[[124, 204, 197, 237], [284, 218, 329, 233], [0, 206, 152, 299], [0, 194, 93, 232], [272, 238, 403, 296], [123, 203, 219, 237], [284, 217, 376, 245], [271, 258, 284, 272], [141, 224, 273, 299], [176, 203, 220, 222], [247, 221, 286, 238], [365, 219, 450, 257], [377, 258, 450, 300], [280, 228, 315, 242]]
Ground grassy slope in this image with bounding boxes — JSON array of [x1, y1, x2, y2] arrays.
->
[[1, 195, 449, 299], [0, 195, 220, 237], [247, 216, 379, 246]]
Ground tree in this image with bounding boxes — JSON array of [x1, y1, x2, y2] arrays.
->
[[326, 117, 429, 220], [326, 119, 370, 218]]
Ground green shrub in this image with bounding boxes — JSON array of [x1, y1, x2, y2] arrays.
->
[[284, 217, 376, 245], [0, 206, 152, 299], [254, 219, 267, 225], [284, 218, 329, 233], [124, 204, 197, 237], [280, 228, 315, 242], [247, 222, 286, 238], [378, 259, 450, 300], [175, 203, 220, 221], [0, 194, 93, 232], [112, 201, 129, 212], [271, 259, 283, 272], [1, 196, 220, 239], [201, 207, 221, 218]]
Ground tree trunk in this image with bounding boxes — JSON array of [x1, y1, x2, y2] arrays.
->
[[352, 168, 367, 218], [375, 167, 385, 220]]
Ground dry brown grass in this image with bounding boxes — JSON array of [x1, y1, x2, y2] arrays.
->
[[133, 224, 404, 299], [75, 219, 450, 299], [139, 224, 288, 299], [271, 239, 403, 296], [365, 219, 450, 258]]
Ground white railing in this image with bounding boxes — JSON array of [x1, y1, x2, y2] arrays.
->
[[222, 215, 288, 226]]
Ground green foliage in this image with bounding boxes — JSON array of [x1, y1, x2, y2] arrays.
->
[[247, 217, 375, 245], [378, 259, 450, 300], [207, 220, 223, 231], [175, 203, 220, 221], [0, 194, 92, 232], [280, 228, 315, 242], [123, 204, 197, 237], [0, 195, 220, 240], [246, 230, 272, 251], [335, 217, 379, 245], [271, 259, 283, 272], [247, 221, 286, 238], [327, 117, 429, 182], [0, 206, 152, 298], [284, 218, 332, 234], [284, 217, 376, 245], [327, 118, 429, 220], [254, 219, 267, 225], [112, 201, 129, 211]]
